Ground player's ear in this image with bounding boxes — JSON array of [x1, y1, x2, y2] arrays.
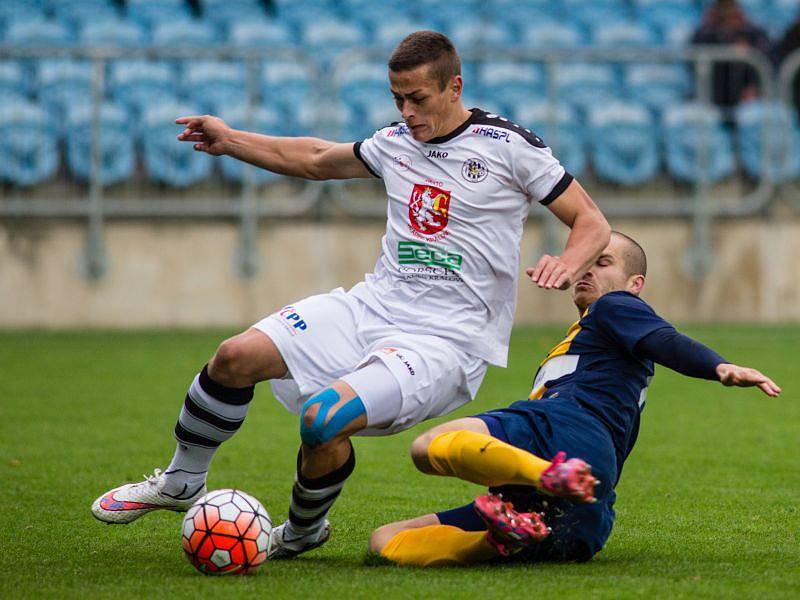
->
[[450, 75, 463, 100], [628, 274, 645, 295]]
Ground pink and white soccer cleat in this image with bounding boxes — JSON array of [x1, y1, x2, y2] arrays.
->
[[474, 493, 550, 557], [91, 469, 206, 524], [538, 451, 598, 504]]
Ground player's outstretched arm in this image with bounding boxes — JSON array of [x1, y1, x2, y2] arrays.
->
[[527, 180, 610, 290], [716, 363, 781, 397], [175, 115, 373, 180]]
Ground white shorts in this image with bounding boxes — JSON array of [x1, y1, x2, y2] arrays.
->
[[252, 287, 488, 436]]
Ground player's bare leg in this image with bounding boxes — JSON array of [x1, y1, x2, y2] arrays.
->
[[270, 380, 368, 558], [411, 420, 598, 503], [91, 328, 286, 524]]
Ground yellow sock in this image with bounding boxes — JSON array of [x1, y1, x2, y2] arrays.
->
[[380, 525, 497, 566], [427, 430, 551, 487]]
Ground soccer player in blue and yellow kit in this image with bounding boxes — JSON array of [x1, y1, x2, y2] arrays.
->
[[370, 232, 781, 566]]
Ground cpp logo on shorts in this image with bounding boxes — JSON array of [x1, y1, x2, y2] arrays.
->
[[277, 306, 307, 333]]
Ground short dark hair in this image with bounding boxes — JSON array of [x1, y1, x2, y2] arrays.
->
[[388, 30, 461, 90], [612, 231, 647, 277]]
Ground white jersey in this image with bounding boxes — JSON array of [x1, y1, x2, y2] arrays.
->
[[351, 108, 572, 367]]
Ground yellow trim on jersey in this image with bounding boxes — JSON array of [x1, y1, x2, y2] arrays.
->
[[528, 308, 589, 400]]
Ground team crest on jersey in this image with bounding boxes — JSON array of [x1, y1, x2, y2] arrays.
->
[[408, 184, 451, 235], [461, 157, 489, 183], [393, 154, 411, 171]]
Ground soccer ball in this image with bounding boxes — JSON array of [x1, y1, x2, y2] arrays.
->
[[181, 489, 272, 575]]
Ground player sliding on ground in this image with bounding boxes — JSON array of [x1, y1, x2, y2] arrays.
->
[[370, 232, 781, 566], [91, 31, 611, 558]]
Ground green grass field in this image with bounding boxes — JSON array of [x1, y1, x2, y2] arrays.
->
[[1, 326, 798, 599]]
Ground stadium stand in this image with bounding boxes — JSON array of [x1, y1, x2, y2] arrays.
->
[[663, 102, 735, 183], [218, 105, 287, 184], [65, 103, 135, 186], [110, 60, 177, 117], [513, 102, 587, 177], [0, 101, 59, 186], [735, 100, 800, 182]]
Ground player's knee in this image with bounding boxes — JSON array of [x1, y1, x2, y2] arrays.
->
[[368, 526, 389, 555], [410, 431, 436, 473], [209, 338, 252, 386], [299, 388, 365, 448]]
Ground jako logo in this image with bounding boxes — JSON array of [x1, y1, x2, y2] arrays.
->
[[426, 149, 448, 159], [278, 306, 307, 330]]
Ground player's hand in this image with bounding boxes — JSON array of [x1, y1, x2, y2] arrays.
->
[[526, 255, 573, 290], [175, 115, 232, 156], [716, 363, 781, 397]]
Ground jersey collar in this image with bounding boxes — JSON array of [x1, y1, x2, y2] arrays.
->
[[424, 108, 481, 145]]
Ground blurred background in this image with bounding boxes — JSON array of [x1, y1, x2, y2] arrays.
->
[[1, 0, 800, 328]]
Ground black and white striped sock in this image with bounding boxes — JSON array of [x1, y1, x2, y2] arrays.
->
[[285, 443, 356, 539], [163, 365, 254, 497]]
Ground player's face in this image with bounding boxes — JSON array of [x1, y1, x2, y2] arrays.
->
[[572, 236, 635, 310], [389, 65, 462, 142]]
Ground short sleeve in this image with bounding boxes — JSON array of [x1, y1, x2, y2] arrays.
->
[[353, 135, 383, 179], [512, 138, 573, 205], [592, 292, 671, 354]]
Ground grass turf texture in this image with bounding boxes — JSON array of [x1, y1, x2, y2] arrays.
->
[[1, 326, 798, 599]]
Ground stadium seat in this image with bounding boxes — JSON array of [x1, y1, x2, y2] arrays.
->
[[349, 102, 400, 141], [80, 19, 148, 47], [512, 102, 587, 177], [50, 0, 118, 30], [487, 0, 561, 26], [477, 61, 544, 116], [0, 101, 59, 186], [414, 0, 480, 24], [227, 18, 294, 47], [633, 0, 700, 35], [592, 22, 659, 47], [0, 61, 27, 98], [151, 18, 218, 48], [110, 60, 177, 116], [183, 60, 248, 113], [37, 59, 93, 119], [340, 0, 409, 30], [0, 3, 44, 28], [735, 101, 800, 183], [448, 21, 513, 50], [218, 105, 288, 184], [142, 103, 213, 187], [198, 0, 265, 30], [663, 103, 735, 183], [372, 19, 430, 48], [340, 61, 389, 115], [562, 0, 632, 30], [662, 21, 695, 47], [65, 102, 135, 186], [518, 20, 585, 49], [301, 20, 368, 65], [588, 102, 659, 185], [274, 0, 335, 28], [261, 60, 315, 116], [624, 63, 692, 112], [4, 18, 72, 47], [555, 63, 619, 112], [126, 0, 193, 30]]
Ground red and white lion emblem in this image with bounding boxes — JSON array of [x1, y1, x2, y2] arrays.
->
[[408, 184, 451, 235]]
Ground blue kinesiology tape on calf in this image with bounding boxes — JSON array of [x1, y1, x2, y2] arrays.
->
[[300, 388, 366, 447]]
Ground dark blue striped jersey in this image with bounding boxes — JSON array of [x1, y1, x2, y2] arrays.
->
[[529, 291, 670, 470]]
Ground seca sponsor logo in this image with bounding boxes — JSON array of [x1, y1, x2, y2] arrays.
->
[[425, 149, 448, 159], [392, 154, 411, 171], [386, 124, 409, 137], [473, 126, 511, 143], [398, 240, 463, 271], [278, 306, 307, 331]]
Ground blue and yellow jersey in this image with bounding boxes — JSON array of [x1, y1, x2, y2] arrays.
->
[[530, 290, 670, 468]]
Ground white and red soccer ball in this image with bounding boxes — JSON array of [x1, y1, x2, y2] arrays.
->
[[181, 489, 272, 575]]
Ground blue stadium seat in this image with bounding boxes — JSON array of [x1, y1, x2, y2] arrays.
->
[[348, 102, 399, 141], [80, 19, 148, 47], [274, 0, 335, 28], [588, 102, 659, 185], [126, 0, 192, 30], [519, 20, 585, 49], [625, 63, 692, 112], [261, 60, 314, 115], [50, 0, 118, 30], [340, 61, 389, 115], [735, 101, 800, 183], [0, 61, 27, 98], [412, 0, 479, 24], [37, 59, 93, 119], [633, 0, 700, 36], [487, 0, 561, 25], [183, 60, 248, 113], [227, 18, 294, 47], [301, 20, 368, 65], [151, 18, 218, 47], [65, 102, 134, 186], [555, 63, 619, 112], [199, 0, 265, 30], [512, 102, 587, 177], [0, 101, 59, 186], [663, 103, 734, 183], [5, 18, 72, 47], [218, 105, 288, 184], [0, 3, 44, 29], [340, 0, 409, 30], [142, 102, 213, 187], [372, 19, 430, 49], [110, 60, 177, 116], [562, 0, 631, 30], [662, 21, 695, 47], [448, 21, 514, 50], [477, 61, 544, 116], [592, 21, 659, 47]]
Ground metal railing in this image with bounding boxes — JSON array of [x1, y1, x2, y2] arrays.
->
[[1, 44, 798, 280]]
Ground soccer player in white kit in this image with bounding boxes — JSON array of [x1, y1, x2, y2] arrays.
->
[[91, 31, 611, 558]]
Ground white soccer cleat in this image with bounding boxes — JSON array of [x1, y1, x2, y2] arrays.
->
[[91, 468, 206, 524], [268, 520, 332, 559]]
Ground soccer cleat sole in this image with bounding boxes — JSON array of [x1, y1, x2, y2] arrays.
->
[[268, 522, 332, 560]]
